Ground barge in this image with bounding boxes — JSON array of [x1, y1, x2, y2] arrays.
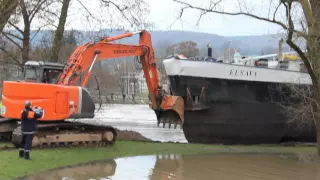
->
[[162, 44, 316, 144]]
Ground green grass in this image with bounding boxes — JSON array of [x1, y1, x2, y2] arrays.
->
[[0, 141, 316, 179], [0, 142, 13, 148], [0, 101, 2, 116]]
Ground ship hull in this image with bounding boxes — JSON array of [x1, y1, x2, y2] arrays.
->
[[164, 58, 316, 144]]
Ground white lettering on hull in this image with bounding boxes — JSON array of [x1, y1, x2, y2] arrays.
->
[[229, 69, 257, 77]]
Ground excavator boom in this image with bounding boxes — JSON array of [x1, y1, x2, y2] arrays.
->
[[56, 30, 184, 124], [0, 30, 184, 148]]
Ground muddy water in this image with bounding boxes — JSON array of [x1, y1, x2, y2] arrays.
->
[[70, 104, 187, 143], [17, 153, 320, 180]]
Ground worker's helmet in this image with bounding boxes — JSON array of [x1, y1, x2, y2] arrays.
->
[[25, 100, 32, 108]]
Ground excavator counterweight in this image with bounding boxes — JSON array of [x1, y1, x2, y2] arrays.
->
[[0, 30, 184, 148]]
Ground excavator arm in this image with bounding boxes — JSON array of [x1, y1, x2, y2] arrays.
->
[[56, 30, 184, 128]]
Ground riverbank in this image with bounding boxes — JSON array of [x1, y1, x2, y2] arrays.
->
[[0, 141, 317, 179], [93, 93, 149, 105]]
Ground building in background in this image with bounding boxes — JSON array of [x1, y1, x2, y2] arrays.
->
[[121, 68, 168, 95]]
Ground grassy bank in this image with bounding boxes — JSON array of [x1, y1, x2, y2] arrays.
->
[[0, 141, 316, 179]]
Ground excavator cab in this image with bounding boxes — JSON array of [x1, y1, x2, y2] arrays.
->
[[23, 61, 65, 84]]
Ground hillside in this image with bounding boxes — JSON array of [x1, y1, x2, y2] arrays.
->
[[25, 29, 293, 56]]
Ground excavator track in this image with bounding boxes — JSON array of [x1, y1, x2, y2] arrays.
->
[[11, 121, 117, 149], [0, 118, 17, 141]]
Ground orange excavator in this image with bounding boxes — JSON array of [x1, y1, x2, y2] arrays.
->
[[0, 30, 184, 148]]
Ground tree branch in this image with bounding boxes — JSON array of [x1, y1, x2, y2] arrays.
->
[[7, 21, 24, 35], [0, 46, 21, 65], [30, 24, 50, 43], [273, 2, 281, 22], [172, 0, 307, 39], [0, 0, 19, 33], [29, 0, 41, 17], [101, 0, 135, 26], [1, 31, 23, 41], [285, 1, 318, 89], [20, 0, 29, 27], [76, 0, 99, 21], [29, 0, 49, 22], [2, 33, 22, 49], [43, 9, 60, 19]]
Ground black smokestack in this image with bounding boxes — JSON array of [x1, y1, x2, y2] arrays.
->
[[207, 43, 212, 57]]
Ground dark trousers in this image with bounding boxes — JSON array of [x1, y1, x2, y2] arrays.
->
[[20, 133, 34, 151]]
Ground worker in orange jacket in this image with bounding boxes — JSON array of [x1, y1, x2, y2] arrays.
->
[[19, 101, 43, 160]]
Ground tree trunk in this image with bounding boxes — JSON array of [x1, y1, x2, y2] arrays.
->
[[308, 0, 320, 156], [312, 89, 320, 157], [20, 0, 30, 65], [21, 24, 30, 64], [316, 117, 320, 157], [50, 0, 71, 63], [0, 0, 18, 32]]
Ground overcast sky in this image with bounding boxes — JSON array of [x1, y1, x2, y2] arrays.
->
[[147, 0, 283, 36], [42, 0, 286, 37]]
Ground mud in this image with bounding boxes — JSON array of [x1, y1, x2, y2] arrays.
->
[[115, 129, 152, 141], [17, 153, 320, 180]]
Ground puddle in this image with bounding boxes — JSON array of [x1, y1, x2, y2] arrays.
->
[[17, 153, 320, 180]]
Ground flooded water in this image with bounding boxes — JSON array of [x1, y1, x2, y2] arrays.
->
[[70, 104, 187, 143], [17, 153, 320, 180], [21, 104, 317, 179]]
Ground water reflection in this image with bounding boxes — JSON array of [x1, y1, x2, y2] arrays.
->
[[17, 153, 320, 180], [16, 159, 117, 180], [150, 153, 320, 180]]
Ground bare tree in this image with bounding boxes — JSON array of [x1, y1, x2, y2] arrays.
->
[[99, 0, 152, 30], [50, 0, 70, 63], [0, 0, 19, 33], [167, 41, 200, 57], [154, 40, 172, 79], [155, 40, 171, 59], [57, 30, 78, 63], [1, 0, 58, 69], [0, 46, 21, 86], [267, 82, 314, 130], [172, 0, 320, 155], [30, 29, 77, 63], [49, 0, 152, 63], [30, 32, 52, 61]]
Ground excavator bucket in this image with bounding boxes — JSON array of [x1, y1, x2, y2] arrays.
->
[[150, 96, 184, 129]]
